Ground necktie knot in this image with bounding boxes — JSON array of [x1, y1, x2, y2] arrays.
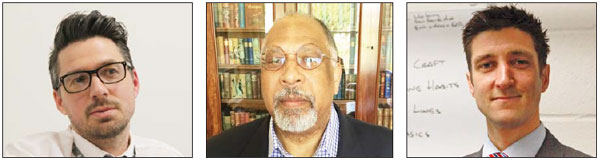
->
[[489, 152, 509, 157]]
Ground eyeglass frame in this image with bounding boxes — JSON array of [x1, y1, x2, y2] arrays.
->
[[260, 44, 341, 71], [58, 61, 132, 93]]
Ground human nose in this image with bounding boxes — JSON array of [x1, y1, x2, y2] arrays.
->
[[494, 63, 514, 90], [279, 54, 304, 88], [88, 74, 109, 99]]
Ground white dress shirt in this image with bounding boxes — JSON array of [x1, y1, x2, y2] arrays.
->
[[4, 126, 183, 157], [482, 123, 546, 157]]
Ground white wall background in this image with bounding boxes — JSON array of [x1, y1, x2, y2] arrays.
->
[[408, 3, 596, 157], [2, 3, 192, 156]]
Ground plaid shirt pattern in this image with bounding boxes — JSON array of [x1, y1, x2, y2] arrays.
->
[[269, 104, 339, 157]]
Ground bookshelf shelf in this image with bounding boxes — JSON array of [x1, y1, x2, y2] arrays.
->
[[222, 99, 266, 110], [219, 64, 261, 70], [216, 28, 265, 33]]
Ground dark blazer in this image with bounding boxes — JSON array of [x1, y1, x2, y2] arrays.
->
[[464, 128, 591, 157], [207, 104, 393, 157]]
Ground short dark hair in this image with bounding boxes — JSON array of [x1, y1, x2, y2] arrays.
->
[[49, 10, 134, 90], [462, 5, 549, 73]]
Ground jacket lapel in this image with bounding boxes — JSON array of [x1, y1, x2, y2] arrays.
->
[[535, 128, 564, 157], [239, 117, 270, 157]]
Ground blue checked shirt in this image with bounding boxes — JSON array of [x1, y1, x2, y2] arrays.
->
[[268, 103, 339, 157]]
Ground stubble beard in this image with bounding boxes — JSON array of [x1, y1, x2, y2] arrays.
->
[[72, 98, 130, 139]]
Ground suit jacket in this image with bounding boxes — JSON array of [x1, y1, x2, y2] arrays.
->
[[207, 104, 393, 157], [464, 128, 591, 157]]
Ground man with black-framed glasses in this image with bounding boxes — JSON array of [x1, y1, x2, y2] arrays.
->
[[207, 14, 392, 157], [4, 10, 182, 157]]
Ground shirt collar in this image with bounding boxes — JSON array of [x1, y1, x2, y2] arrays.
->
[[70, 126, 135, 157], [268, 103, 339, 157], [482, 123, 546, 157]]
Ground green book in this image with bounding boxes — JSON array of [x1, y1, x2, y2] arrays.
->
[[238, 38, 245, 64], [239, 73, 246, 98], [253, 38, 261, 65], [245, 73, 252, 99]]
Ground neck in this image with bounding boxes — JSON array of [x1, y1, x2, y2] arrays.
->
[[77, 126, 131, 156], [275, 116, 329, 157], [486, 115, 540, 151]]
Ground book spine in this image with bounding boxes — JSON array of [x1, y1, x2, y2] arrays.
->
[[379, 72, 385, 98], [257, 74, 261, 98], [234, 111, 241, 126], [222, 3, 230, 28], [247, 38, 253, 65], [246, 73, 252, 99], [217, 3, 223, 27], [224, 73, 230, 98], [239, 3, 245, 28], [383, 107, 390, 128], [238, 38, 245, 64], [252, 72, 258, 99], [244, 38, 250, 64], [231, 3, 238, 28], [228, 38, 235, 64], [230, 111, 235, 127], [389, 108, 393, 129], [217, 36, 225, 64], [219, 73, 224, 98], [253, 38, 260, 65], [385, 71, 391, 98], [352, 74, 357, 99], [239, 73, 246, 98], [224, 38, 230, 64], [377, 107, 383, 126], [349, 34, 356, 65], [213, 3, 219, 27]]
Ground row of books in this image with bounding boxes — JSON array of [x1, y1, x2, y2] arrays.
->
[[377, 103, 393, 129], [222, 107, 270, 131], [334, 74, 357, 100], [219, 72, 262, 99], [379, 71, 393, 98], [380, 32, 393, 71], [381, 3, 393, 29], [216, 36, 262, 65], [213, 3, 265, 29]]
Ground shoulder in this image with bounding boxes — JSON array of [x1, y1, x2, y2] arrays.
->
[[133, 135, 184, 157], [342, 115, 393, 140], [4, 130, 73, 157], [538, 129, 592, 157], [207, 117, 269, 157], [337, 114, 393, 157], [464, 149, 482, 157]]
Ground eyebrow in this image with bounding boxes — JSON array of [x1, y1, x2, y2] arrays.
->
[[63, 59, 122, 76], [472, 49, 534, 64]]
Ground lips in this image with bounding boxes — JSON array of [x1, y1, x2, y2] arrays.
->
[[89, 106, 116, 118], [279, 96, 310, 107], [491, 95, 521, 101]]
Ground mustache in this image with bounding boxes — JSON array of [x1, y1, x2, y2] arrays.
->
[[273, 88, 315, 106], [84, 98, 121, 115]]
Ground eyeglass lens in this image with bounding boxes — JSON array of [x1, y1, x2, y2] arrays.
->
[[62, 63, 126, 93], [263, 45, 325, 70]]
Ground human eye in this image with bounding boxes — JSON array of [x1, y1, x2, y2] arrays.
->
[[511, 59, 530, 68], [476, 61, 495, 72], [100, 66, 122, 79]]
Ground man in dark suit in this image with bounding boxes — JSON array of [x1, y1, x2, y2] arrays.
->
[[462, 6, 590, 157], [207, 14, 392, 157]]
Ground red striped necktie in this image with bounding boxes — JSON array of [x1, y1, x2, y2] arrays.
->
[[489, 152, 509, 157]]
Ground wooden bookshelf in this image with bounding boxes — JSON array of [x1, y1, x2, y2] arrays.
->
[[216, 28, 265, 33], [218, 64, 261, 70]]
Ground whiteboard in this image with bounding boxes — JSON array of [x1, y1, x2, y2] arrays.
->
[[407, 3, 596, 157]]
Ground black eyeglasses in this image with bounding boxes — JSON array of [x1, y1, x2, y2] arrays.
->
[[261, 44, 340, 71], [59, 61, 130, 93]]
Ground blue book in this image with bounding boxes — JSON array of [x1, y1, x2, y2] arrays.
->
[[239, 3, 245, 28], [247, 38, 253, 65], [384, 71, 392, 98]]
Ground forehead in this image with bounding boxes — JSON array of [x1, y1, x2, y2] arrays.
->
[[265, 16, 330, 52], [57, 36, 124, 75], [470, 27, 537, 60]]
